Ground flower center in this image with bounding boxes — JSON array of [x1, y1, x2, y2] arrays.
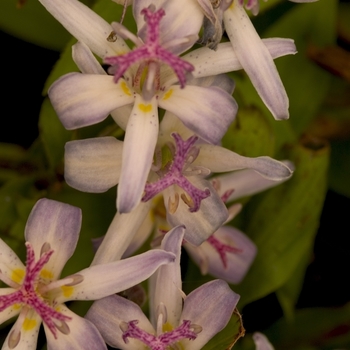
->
[[0, 242, 72, 348], [104, 6, 194, 94], [120, 319, 200, 350], [142, 133, 211, 213]]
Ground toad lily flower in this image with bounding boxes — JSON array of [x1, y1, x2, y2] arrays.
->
[[64, 111, 292, 245], [86, 226, 240, 350], [0, 199, 175, 350], [47, 3, 237, 214]]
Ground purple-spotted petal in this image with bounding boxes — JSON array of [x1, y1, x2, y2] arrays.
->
[[117, 95, 159, 214], [64, 137, 123, 193], [2, 311, 41, 350], [38, 0, 128, 57], [180, 280, 240, 350], [49, 73, 134, 130], [185, 226, 257, 284], [253, 332, 275, 350], [159, 85, 237, 144], [58, 250, 175, 303], [86, 294, 154, 350], [214, 161, 294, 202], [24, 199, 81, 279], [150, 226, 185, 327], [196, 145, 293, 181], [92, 201, 153, 265], [45, 306, 107, 350], [165, 178, 228, 246], [224, 0, 289, 120]]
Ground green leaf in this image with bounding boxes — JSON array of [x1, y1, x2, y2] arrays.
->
[[0, 0, 70, 50], [222, 106, 276, 158], [38, 97, 73, 169], [233, 136, 329, 307], [262, 0, 337, 135]]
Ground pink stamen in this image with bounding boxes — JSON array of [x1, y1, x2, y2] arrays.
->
[[207, 235, 242, 268], [104, 7, 194, 88], [142, 133, 210, 212], [121, 320, 198, 350], [0, 243, 71, 339]]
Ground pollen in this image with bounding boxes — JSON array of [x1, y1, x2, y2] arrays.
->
[[22, 318, 37, 331], [138, 103, 153, 113], [11, 269, 25, 284]]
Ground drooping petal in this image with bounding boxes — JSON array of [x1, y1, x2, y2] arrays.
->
[[180, 280, 240, 350], [164, 178, 228, 246], [224, 0, 289, 120], [64, 137, 123, 193], [159, 85, 237, 144], [179, 38, 296, 80], [38, 0, 129, 58], [92, 201, 153, 265], [72, 41, 106, 75], [195, 145, 293, 181], [213, 161, 294, 202], [150, 226, 185, 328], [49, 73, 134, 130], [117, 95, 159, 213], [86, 295, 154, 350], [45, 305, 107, 350], [24, 199, 81, 279], [185, 226, 257, 284], [58, 250, 175, 303], [2, 310, 41, 350], [253, 332, 275, 350]]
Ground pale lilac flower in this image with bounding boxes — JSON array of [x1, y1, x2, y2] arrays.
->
[[253, 332, 275, 350], [86, 227, 240, 350], [0, 199, 175, 350]]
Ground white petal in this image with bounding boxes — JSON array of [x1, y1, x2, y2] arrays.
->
[[59, 250, 175, 302], [180, 280, 240, 350], [72, 42, 106, 75], [0, 240, 25, 284], [92, 201, 153, 265], [185, 226, 257, 284], [117, 95, 159, 213], [64, 137, 123, 193], [45, 306, 107, 350], [25, 199, 81, 279], [196, 145, 293, 180], [49, 73, 134, 130], [253, 332, 275, 350], [224, 1, 289, 120], [38, 0, 129, 58], [150, 226, 185, 327], [165, 178, 228, 246], [110, 104, 133, 130], [214, 161, 294, 202], [0, 289, 21, 324], [159, 85, 237, 144], [86, 295, 154, 350]]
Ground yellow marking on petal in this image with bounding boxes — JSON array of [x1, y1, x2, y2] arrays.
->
[[162, 89, 173, 100], [61, 285, 74, 298], [13, 304, 21, 310], [40, 269, 54, 280], [22, 318, 37, 331], [11, 269, 25, 284], [162, 322, 174, 333], [138, 104, 152, 113], [121, 81, 131, 96]]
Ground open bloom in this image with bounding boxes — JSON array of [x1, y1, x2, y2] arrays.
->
[[86, 227, 240, 350], [0, 199, 175, 349]]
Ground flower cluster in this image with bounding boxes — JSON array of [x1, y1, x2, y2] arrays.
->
[[0, 0, 317, 348]]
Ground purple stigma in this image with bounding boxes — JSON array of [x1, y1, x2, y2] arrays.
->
[[104, 7, 194, 88], [121, 320, 198, 350], [207, 235, 242, 269], [142, 133, 210, 212], [0, 243, 71, 339]]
